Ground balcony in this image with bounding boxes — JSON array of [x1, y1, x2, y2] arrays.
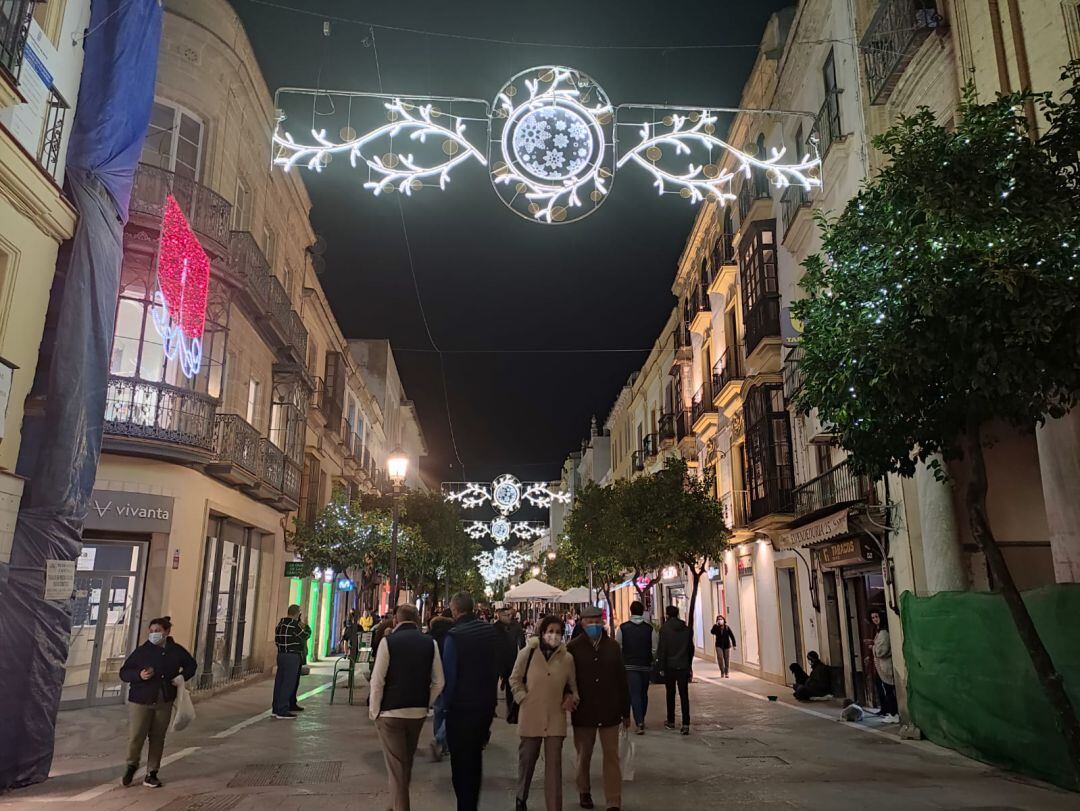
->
[[0, 0, 32, 105], [631, 449, 646, 473], [658, 412, 676, 447], [781, 184, 811, 242], [862, 0, 944, 105], [791, 459, 875, 520], [103, 376, 218, 460], [721, 489, 750, 531], [310, 377, 327, 421], [811, 91, 845, 160], [711, 345, 745, 409], [205, 414, 300, 511], [744, 295, 782, 358], [675, 409, 694, 443], [643, 432, 659, 460], [708, 233, 738, 295], [691, 383, 718, 434], [130, 164, 231, 258], [737, 171, 772, 227], [227, 231, 307, 362], [689, 288, 712, 335], [782, 345, 805, 402], [749, 486, 794, 525], [670, 322, 693, 369]]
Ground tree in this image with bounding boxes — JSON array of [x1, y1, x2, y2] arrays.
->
[[618, 474, 680, 606], [562, 482, 628, 633], [545, 535, 590, 591], [791, 72, 1080, 779]]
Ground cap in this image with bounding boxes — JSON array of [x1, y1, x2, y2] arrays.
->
[[580, 606, 603, 619]]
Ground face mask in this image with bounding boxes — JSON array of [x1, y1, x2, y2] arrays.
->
[[543, 632, 562, 648], [148, 632, 165, 645], [584, 624, 602, 639]]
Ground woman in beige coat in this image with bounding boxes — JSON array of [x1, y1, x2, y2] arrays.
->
[[509, 615, 579, 811]]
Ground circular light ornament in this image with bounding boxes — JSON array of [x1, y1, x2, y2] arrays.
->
[[491, 474, 523, 514], [491, 66, 615, 225], [491, 517, 512, 543]]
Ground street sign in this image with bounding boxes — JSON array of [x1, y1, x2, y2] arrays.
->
[[284, 561, 306, 578]]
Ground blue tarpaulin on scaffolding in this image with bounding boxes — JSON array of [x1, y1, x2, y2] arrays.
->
[[0, 0, 162, 789]]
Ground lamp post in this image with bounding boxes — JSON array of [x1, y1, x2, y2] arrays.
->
[[387, 447, 409, 610]]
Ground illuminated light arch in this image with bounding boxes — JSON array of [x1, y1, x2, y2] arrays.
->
[[463, 518, 549, 544], [151, 195, 210, 379], [443, 474, 569, 516]]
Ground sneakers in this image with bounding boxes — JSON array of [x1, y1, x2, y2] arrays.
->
[[121, 765, 137, 787], [271, 712, 297, 719], [289, 705, 305, 712], [664, 721, 676, 730], [579, 793, 594, 809], [430, 740, 445, 762], [681, 725, 690, 735], [142, 772, 162, 788], [635, 724, 645, 735]]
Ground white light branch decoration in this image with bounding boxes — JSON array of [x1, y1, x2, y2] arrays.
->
[[463, 519, 549, 544], [273, 99, 486, 196], [521, 482, 572, 510], [443, 474, 568, 516], [444, 481, 492, 511], [616, 110, 822, 204], [476, 547, 528, 584]]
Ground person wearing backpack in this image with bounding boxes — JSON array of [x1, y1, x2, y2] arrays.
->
[[509, 615, 578, 811], [118, 616, 196, 788]]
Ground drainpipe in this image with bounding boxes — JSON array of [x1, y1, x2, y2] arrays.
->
[[987, 0, 1012, 94], [1004, 0, 1039, 138]]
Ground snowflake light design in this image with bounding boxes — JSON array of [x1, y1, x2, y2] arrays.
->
[[476, 547, 528, 584], [463, 519, 549, 543], [150, 195, 210, 379], [443, 475, 568, 516]]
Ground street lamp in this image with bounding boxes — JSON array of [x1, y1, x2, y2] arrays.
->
[[531, 565, 541, 577], [546, 550, 557, 561], [387, 448, 409, 611]]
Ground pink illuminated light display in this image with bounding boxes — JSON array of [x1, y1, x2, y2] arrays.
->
[[151, 195, 210, 378]]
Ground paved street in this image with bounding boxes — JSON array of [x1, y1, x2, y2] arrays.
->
[[2, 659, 1074, 811]]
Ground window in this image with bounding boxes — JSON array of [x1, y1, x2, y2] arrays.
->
[[110, 251, 227, 396], [37, 88, 68, 179], [263, 226, 276, 270], [740, 222, 780, 354], [32, 0, 66, 46], [141, 101, 203, 180], [1068, 1, 1080, 61], [282, 263, 294, 297], [743, 384, 794, 521], [306, 339, 319, 376], [232, 177, 250, 231], [815, 443, 832, 476], [245, 378, 260, 428]]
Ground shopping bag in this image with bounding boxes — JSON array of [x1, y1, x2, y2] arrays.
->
[[618, 724, 635, 782], [171, 676, 196, 732]]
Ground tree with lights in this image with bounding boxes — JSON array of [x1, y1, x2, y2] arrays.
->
[[791, 68, 1080, 777]]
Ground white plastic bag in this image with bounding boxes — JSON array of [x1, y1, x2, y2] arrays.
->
[[171, 676, 196, 732], [618, 724, 635, 782]]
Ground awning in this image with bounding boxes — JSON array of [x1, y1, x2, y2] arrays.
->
[[504, 578, 564, 600], [775, 508, 849, 550], [555, 586, 593, 603]]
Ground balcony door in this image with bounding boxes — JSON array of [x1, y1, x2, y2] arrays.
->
[[141, 100, 204, 181]]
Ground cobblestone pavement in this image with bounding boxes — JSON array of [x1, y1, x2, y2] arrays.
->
[[2, 659, 1075, 810]]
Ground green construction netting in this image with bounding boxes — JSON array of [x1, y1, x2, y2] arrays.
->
[[901, 585, 1080, 790]]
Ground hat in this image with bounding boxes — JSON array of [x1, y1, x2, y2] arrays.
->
[[580, 606, 603, 619]]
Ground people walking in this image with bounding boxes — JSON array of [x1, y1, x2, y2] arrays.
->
[[657, 605, 693, 735], [368, 604, 445, 811], [427, 611, 454, 761], [709, 614, 737, 678], [509, 615, 578, 811], [615, 600, 657, 734], [271, 604, 311, 719], [441, 592, 499, 811], [870, 610, 898, 721], [567, 606, 630, 811], [118, 617, 196, 788], [495, 605, 526, 722]]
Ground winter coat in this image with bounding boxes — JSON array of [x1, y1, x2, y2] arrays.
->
[[657, 617, 694, 671], [567, 632, 630, 728], [872, 629, 895, 685], [120, 638, 197, 705], [509, 637, 578, 738], [494, 620, 526, 676], [710, 623, 737, 650]]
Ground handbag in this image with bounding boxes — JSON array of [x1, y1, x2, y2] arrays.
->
[[507, 648, 536, 725], [618, 724, 636, 781]]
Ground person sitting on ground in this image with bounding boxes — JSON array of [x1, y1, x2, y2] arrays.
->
[[792, 651, 832, 701], [789, 662, 809, 687]]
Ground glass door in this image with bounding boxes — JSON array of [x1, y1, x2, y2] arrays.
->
[[61, 541, 145, 708]]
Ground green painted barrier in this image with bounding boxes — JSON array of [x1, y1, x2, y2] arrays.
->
[[901, 585, 1080, 790]]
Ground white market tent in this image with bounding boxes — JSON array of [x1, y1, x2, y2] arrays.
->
[[504, 578, 564, 601], [555, 586, 592, 603]]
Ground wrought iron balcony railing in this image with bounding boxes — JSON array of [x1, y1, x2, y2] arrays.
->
[[658, 411, 676, 443], [811, 90, 844, 160], [691, 383, 716, 426], [748, 484, 794, 523], [712, 345, 744, 398], [213, 413, 262, 478], [744, 295, 782, 356], [310, 377, 326, 415], [104, 376, 217, 451], [862, 0, 943, 105], [738, 170, 772, 221], [0, 0, 33, 83], [713, 232, 736, 266], [781, 184, 811, 236], [131, 164, 231, 254], [38, 89, 69, 180], [675, 408, 694, 442], [721, 489, 750, 531], [782, 344, 806, 401], [631, 449, 646, 473], [643, 432, 659, 459], [792, 458, 874, 517]]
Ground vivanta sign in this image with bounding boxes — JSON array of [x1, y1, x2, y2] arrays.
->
[[84, 490, 175, 533]]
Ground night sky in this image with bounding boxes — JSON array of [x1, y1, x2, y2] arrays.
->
[[228, 0, 790, 485]]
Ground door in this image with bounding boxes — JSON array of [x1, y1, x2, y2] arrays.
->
[[737, 566, 760, 667], [822, 571, 844, 667], [61, 541, 146, 708], [777, 565, 803, 685]]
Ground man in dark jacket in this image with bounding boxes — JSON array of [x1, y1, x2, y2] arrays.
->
[[793, 650, 833, 701], [615, 600, 658, 734], [493, 606, 525, 720], [441, 592, 499, 810], [568, 605, 630, 811], [427, 613, 454, 760], [119, 616, 197, 787], [271, 604, 311, 719], [656, 605, 693, 734]]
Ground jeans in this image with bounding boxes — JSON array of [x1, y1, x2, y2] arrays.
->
[[446, 708, 493, 811], [432, 694, 447, 747], [665, 668, 690, 725], [716, 646, 731, 676], [626, 669, 651, 727], [272, 651, 302, 715]]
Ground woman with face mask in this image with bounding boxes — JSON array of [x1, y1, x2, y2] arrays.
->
[[118, 616, 197, 789], [509, 615, 579, 811], [709, 615, 737, 678]]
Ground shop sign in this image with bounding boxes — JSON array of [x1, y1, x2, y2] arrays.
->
[[737, 555, 753, 577], [337, 578, 354, 591], [707, 565, 722, 581], [283, 561, 306, 578], [778, 509, 849, 550], [818, 537, 878, 569], [85, 490, 174, 533]]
